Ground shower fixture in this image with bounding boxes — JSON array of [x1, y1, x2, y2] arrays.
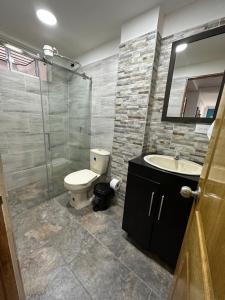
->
[[43, 44, 54, 58], [43, 44, 81, 70], [0, 36, 90, 80]]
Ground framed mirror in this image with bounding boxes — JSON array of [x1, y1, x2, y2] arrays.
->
[[162, 25, 225, 123]]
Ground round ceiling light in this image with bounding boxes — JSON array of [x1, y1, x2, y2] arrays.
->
[[176, 43, 188, 53], [36, 9, 57, 26]]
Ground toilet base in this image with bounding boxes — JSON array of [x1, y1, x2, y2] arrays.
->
[[69, 190, 93, 210]]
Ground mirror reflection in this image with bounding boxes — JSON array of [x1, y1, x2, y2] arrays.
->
[[166, 32, 225, 119]]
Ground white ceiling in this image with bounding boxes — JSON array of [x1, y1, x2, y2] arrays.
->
[[0, 0, 194, 58]]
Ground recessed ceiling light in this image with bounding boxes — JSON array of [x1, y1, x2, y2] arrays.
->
[[176, 43, 188, 53], [36, 9, 57, 26], [4, 43, 23, 53]]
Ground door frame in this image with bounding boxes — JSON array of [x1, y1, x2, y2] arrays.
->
[[0, 158, 25, 300]]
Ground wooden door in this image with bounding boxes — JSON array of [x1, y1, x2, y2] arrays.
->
[[171, 84, 225, 300], [122, 172, 159, 249], [0, 158, 25, 300]]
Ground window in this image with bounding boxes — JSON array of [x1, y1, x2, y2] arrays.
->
[[0, 46, 9, 70], [0, 45, 47, 79], [10, 50, 37, 76]]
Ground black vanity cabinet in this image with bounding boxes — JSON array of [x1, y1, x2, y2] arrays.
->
[[149, 178, 195, 269], [122, 173, 160, 249], [122, 155, 199, 271]]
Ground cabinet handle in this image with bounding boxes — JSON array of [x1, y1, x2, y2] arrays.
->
[[148, 192, 155, 217], [157, 195, 164, 221]]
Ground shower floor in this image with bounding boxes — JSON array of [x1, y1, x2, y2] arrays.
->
[[12, 193, 173, 300]]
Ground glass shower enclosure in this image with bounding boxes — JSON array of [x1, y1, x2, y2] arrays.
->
[[45, 62, 91, 198], [0, 48, 91, 216]]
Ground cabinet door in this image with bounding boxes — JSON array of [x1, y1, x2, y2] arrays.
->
[[122, 173, 160, 249], [150, 181, 195, 270]]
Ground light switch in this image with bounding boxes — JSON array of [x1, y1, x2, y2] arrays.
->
[[195, 124, 210, 134]]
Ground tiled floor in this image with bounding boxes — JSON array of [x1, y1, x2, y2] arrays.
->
[[12, 193, 173, 300]]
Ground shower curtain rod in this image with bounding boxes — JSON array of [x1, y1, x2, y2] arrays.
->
[[0, 36, 91, 81]]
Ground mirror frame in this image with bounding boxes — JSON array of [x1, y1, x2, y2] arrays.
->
[[162, 25, 225, 124]]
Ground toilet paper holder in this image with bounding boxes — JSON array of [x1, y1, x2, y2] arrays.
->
[[110, 178, 121, 191]]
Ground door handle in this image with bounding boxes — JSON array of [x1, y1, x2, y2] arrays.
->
[[148, 192, 155, 217], [180, 186, 201, 202], [157, 195, 164, 221]]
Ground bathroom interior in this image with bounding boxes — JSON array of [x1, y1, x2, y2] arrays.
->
[[0, 0, 225, 299]]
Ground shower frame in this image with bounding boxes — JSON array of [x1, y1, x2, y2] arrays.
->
[[0, 38, 92, 201]]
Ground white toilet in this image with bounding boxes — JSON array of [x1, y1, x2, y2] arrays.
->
[[64, 149, 110, 209]]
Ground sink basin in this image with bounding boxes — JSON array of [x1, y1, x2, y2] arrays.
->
[[143, 154, 202, 176]]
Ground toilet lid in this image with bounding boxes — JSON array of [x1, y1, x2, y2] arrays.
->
[[64, 169, 98, 186]]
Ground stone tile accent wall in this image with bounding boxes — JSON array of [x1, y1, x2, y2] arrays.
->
[[111, 31, 159, 200], [112, 18, 225, 202], [142, 32, 161, 153], [145, 18, 225, 163], [83, 55, 118, 154]]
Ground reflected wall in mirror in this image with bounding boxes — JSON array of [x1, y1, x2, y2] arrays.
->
[[171, 73, 223, 118], [162, 26, 225, 123]]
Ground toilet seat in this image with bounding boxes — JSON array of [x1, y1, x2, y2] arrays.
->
[[64, 169, 99, 191]]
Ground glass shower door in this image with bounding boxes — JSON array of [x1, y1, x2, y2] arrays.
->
[[0, 60, 50, 217], [45, 64, 70, 197], [0, 50, 92, 214], [46, 63, 91, 198], [68, 73, 91, 172]]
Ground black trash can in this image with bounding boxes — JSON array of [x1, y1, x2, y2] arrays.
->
[[92, 182, 114, 211]]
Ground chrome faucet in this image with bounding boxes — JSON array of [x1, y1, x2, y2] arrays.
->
[[174, 149, 180, 160]]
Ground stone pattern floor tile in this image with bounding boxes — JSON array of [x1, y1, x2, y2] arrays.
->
[[119, 243, 172, 298], [148, 290, 165, 300], [12, 192, 173, 300], [26, 266, 91, 300]]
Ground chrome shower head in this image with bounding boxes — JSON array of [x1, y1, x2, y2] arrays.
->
[[43, 45, 55, 58]]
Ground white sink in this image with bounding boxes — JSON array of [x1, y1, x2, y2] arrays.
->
[[143, 154, 202, 176]]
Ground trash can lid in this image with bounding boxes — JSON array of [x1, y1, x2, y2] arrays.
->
[[94, 182, 112, 196]]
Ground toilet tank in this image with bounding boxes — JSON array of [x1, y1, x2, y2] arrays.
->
[[90, 149, 110, 175]]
